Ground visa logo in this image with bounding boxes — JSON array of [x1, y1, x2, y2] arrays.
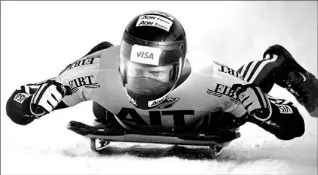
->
[[137, 51, 154, 59]]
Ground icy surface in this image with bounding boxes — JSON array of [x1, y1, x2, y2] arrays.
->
[[1, 2, 317, 174], [1, 103, 317, 174]]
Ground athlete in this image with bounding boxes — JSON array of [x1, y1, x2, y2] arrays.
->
[[6, 11, 318, 149]]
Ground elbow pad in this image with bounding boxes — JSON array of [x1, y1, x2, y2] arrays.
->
[[6, 90, 35, 125]]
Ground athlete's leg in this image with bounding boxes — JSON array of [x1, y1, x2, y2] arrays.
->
[[247, 95, 305, 140], [235, 45, 309, 140], [237, 45, 318, 117]]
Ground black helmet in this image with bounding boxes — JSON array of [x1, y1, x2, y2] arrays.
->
[[119, 11, 187, 109]]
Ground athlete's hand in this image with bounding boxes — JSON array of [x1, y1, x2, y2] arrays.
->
[[30, 80, 72, 118], [232, 84, 272, 121]]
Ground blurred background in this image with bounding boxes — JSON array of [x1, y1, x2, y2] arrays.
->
[[2, 1, 317, 100], [1, 1, 317, 174]]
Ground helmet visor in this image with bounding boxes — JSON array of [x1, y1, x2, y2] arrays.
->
[[119, 40, 182, 108]]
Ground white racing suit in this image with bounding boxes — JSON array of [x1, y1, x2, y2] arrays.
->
[[6, 42, 305, 140]]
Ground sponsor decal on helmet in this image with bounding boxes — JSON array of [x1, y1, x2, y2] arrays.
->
[[145, 11, 174, 20], [130, 45, 162, 65], [136, 15, 173, 32]]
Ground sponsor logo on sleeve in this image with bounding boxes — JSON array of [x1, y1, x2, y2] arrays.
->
[[130, 45, 162, 65], [136, 15, 173, 32], [207, 83, 240, 104], [214, 61, 244, 80], [14, 93, 31, 104], [59, 54, 100, 75], [68, 75, 100, 93]]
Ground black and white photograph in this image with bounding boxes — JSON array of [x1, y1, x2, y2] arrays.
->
[[1, 1, 317, 174]]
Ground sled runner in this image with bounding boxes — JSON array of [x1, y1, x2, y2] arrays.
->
[[67, 120, 241, 157]]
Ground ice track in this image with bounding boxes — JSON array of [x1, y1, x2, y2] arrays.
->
[[1, 101, 317, 174]]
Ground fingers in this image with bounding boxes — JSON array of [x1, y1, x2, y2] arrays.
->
[[30, 80, 68, 118], [232, 83, 272, 121], [31, 82, 52, 106], [51, 86, 63, 101], [251, 86, 270, 110], [37, 86, 62, 112]]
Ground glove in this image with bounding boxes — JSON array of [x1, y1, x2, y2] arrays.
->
[[232, 84, 272, 121], [30, 80, 72, 118]]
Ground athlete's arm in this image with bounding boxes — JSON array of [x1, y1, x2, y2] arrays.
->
[[6, 41, 114, 125], [244, 95, 305, 140], [214, 61, 304, 140], [6, 79, 71, 125], [234, 71, 305, 140]]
